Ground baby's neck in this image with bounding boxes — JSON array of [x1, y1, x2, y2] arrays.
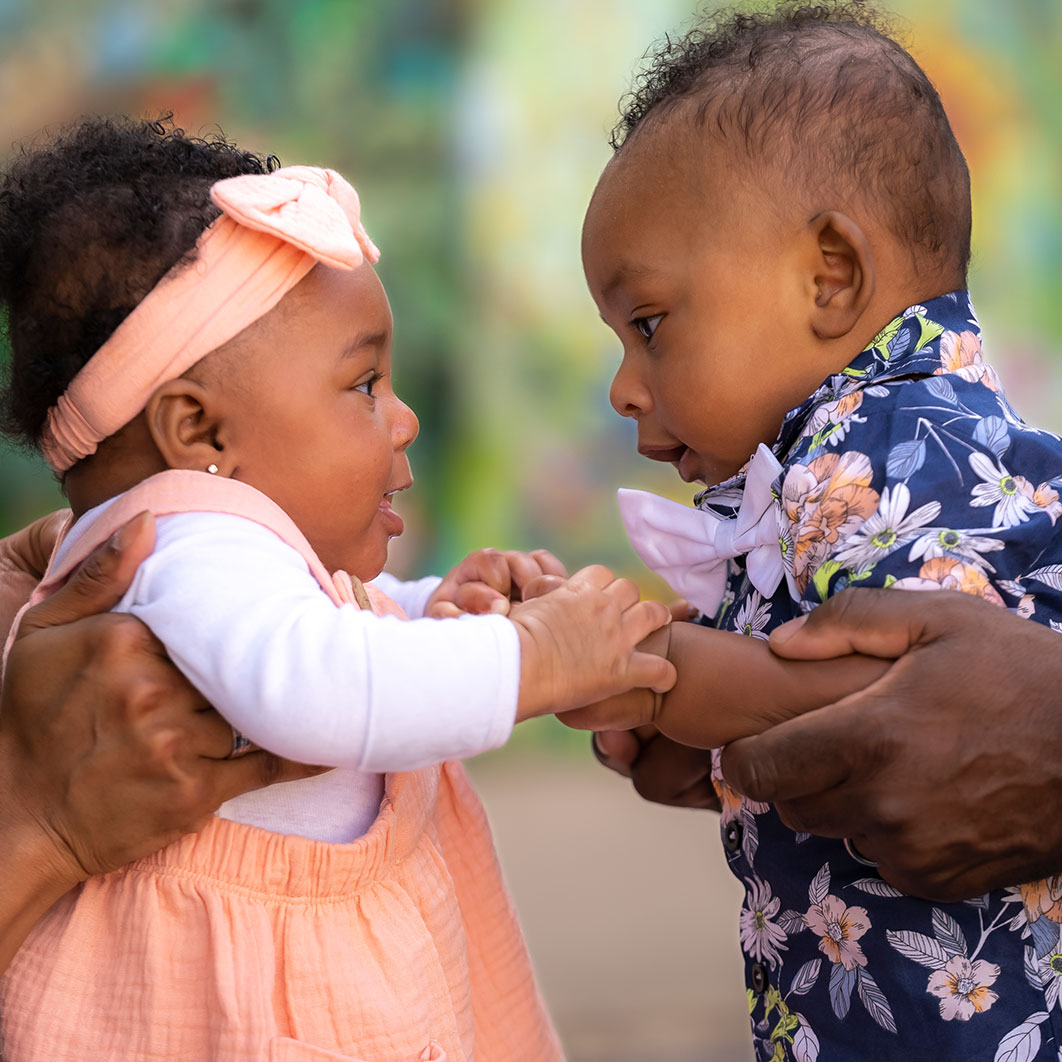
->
[[63, 418, 170, 520]]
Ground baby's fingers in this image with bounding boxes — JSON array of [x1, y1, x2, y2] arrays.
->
[[622, 598, 672, 643], [567, 563, 617, 592], [529, 549, 568, 578], [559, 689, 656, 732], [522, 573, 567, 601], [501, 551, 550, 596], [628, 648, 677, 695], [426, 581, 510, 617], [452, 580, 511, 615], [465, 549, 514, 597]]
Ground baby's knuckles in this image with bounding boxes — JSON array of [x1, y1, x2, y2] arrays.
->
[[513, 566, 661, 718]]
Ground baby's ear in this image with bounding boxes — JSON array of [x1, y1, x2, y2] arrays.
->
[[807, 211, 876, 340], [144, 378, 227, 473]]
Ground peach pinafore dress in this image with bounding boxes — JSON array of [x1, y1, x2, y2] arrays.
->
[[0, 471, 562, 1062]]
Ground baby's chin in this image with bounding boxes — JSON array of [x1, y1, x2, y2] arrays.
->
[[317, 542, 388, 586]]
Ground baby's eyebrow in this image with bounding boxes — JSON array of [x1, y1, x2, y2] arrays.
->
[[600, 262, 664, 302], [337, 330, 389, 359]]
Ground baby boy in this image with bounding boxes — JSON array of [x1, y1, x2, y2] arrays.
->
[[576, 3, 1062, 1059]]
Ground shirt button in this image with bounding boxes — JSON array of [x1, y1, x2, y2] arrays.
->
[[723, 821, 744, 852], [751, 962, 770, 995]]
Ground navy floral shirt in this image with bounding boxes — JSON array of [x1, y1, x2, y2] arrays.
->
[[697, 291, 1062, 1061]]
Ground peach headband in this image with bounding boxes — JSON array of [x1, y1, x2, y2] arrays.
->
[[40, 165, 380, 473]]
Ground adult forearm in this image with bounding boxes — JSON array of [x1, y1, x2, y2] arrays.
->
[[0, 766, 80, 974]]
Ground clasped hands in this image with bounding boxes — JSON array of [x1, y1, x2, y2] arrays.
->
[[424, 547, 676, 722]]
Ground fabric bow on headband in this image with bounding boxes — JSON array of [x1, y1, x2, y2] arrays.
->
[[618, 443, 790, 617], [42, 166, 379, 473]]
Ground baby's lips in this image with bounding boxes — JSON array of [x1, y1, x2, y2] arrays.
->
[[638, 443, 687, 463]]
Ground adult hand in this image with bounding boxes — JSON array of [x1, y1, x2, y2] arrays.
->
[[721, 588, 1062, 901], [0, 508, 70, 634], [0, 511, 323, 972], [592, 728, 719, 810]]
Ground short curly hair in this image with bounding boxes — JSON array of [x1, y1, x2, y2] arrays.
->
[[0, 115, 276, 452], [611, 1, 971, 279]]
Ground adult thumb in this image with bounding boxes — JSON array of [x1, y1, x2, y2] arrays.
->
[[16, 511, 156, 636]]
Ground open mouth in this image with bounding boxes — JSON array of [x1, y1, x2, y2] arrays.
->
[[379, 483, 411, 536]]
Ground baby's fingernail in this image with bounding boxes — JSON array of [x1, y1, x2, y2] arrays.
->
[[770, 614, 808, 645], [489, 598, 510, 614]]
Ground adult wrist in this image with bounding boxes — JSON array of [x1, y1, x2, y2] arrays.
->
[[0, 751, 83, 895], [0, 746, 84, 972]]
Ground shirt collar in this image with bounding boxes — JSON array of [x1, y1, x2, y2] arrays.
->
[[695, 289, 979, 512]]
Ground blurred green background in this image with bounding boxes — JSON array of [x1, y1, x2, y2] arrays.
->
[[0, 3, 1059, 1057], [1, 0, 1058, 572]]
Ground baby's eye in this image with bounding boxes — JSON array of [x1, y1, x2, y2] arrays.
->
[[353, 372, 383, 397], [633, 315, 663, 340]]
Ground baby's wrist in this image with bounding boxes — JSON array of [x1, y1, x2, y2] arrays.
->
[[639, 621, 673, 722], [638, 621, 673, 663]]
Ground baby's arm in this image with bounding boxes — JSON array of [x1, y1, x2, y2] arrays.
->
[[370, 571, 442, 618], [120, 514, 522, 772], [120, 514, 669, 771], [562, 618, 889, 749]]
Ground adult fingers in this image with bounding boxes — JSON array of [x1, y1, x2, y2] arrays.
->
[[192, 707, 244, 761], [201, 752, 329, 809], [591, 730, 640, 776], [17, 512, 156, 636], [13, 509, 71, 579], [769, 587, 979, 661], [630, 736, 718, 809], [772, 784, 873, 838], [720, 691, 880, 803]]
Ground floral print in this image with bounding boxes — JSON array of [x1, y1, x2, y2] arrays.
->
[[832, 484, 940, 572], [804, 895, 871, 971], [690, 291, 1062, 1059], [891, 556, 1006, 605], [927, 957, 1001, 1021], [740, 878, 789, 968], [780, 451, 879, 593], [969, 452, 1042, 528], [732, 591, 771, 639]]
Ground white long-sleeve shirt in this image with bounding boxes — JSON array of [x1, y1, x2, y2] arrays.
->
[[56, 504, 521, 841]]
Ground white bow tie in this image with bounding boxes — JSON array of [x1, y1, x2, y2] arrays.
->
[[618, 443, 787, 617]]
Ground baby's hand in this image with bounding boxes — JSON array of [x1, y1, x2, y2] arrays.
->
[[509, 565, 676, 721], [556, 626, 670, 731], [426, 548, 567, 618]]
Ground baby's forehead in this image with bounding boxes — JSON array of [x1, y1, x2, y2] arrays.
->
[[592, 117, 778, 222]]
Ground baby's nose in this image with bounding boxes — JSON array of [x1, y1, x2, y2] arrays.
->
[[392, 397, 419, 450], [609, 357, 651, 419]]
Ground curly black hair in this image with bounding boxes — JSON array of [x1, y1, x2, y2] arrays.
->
[[611, 1, 971, 278], [0, 115, 277, 452]]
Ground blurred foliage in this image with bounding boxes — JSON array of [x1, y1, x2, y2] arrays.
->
[[0, 0, 1058, 608]]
